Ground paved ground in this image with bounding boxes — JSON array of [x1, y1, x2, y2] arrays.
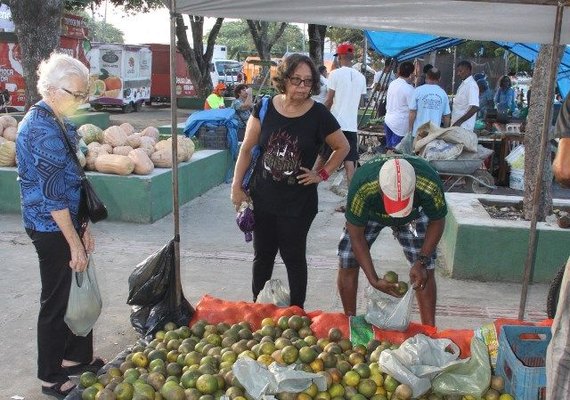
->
[[0, 105, 556, 399]]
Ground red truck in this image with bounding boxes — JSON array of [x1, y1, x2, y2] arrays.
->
[[146, 43, 196, 104], [0, 8, 89, 111]]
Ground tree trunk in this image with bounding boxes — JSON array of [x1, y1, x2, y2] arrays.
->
[[246, 20, 287, 61], [175, 14, 223, 99], [9, 0, 64, 109], [308, 24, 327, 67], [522, 44, 563, 220]]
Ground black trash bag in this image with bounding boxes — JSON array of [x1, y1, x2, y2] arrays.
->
[[129, 239, 194, 337], [127, 241, 174, 306]]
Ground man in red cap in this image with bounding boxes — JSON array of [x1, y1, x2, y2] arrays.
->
[[323, 42, 367, 202], [335, 155, 447, 326], [204, 82, 227, 110]]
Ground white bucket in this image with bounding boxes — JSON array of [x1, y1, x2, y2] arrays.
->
[[509, 168, 524, 191]]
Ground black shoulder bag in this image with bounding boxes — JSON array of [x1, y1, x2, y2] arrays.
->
[[33, 105, 108, 232]]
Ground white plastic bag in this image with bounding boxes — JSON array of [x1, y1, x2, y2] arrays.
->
[[378, 334, 464, 398], [431, 337, 491, 397], [256, 279, 290, 307], [232, 358, 327, 399], [364, 284, 413, 331], [421, 139, 464, 161], [64, 256, 102, 336]]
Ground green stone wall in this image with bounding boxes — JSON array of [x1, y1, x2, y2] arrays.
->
[[440, 204, 570, 283], [0, 150, 231, 223]]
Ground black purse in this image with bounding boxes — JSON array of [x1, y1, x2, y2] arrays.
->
[[33, 106, 108, 230]]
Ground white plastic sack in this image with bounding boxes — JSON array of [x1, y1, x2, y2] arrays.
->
[[232, 358, 327, 399], [256, 279, 290, 307], [421, 139, 464, 161], [413, 122, 478, 154], [378, 334, 464, 398], [364, 284, 413, 331], [456, 144, 494, 161], [64, 256, 102, 336]]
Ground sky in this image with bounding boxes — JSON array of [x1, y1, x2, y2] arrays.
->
[[96, 4, 225, 45]]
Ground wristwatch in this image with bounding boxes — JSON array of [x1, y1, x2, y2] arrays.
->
[[417, 255, 430, 268]]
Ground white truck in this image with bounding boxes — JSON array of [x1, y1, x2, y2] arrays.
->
[[210, 59, 245, 87], [86, 43, 152, 113], [209, 45, 245, 87]]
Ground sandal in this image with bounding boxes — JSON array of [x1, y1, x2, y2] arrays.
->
[[62, 357, 105, 375], [41, 381, 76, 399]]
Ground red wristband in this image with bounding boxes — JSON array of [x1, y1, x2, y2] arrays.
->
[[317, 168, 330, 181]]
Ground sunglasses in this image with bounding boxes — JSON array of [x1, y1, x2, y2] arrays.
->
[[60, 88, 88, 101], [288, 77, 314, 87]]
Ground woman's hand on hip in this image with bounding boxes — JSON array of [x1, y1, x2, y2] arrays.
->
[[297, 167, 322, 186]]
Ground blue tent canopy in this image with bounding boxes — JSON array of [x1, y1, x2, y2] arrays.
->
[[365, 31, 464, 62], [365, 30, 570, 97]]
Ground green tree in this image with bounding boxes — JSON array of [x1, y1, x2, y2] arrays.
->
[[246, 20, 288, 61], [327, 27, 363, 51], [176, 15, 224, 98], [308, 24, 327, 66], [72, 10, 124, 43], [214, 20, 303, 60], [7, 0, 162, 108]]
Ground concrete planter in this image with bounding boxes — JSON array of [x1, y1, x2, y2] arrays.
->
[[440, 193, 570, 283], [0, 149, 231, 223]]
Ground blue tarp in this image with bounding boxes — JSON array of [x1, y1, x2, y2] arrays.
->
[[365, 30, 570, 97], [365, 31, 463, 62], [183, 108, 239, 160]]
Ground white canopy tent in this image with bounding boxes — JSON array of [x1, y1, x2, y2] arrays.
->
[[171, 0, 570, 45], [164, 0, 567, 320]]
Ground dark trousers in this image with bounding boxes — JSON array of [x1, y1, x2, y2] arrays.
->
[[252, 208, 316, 309], [26, 229, 93, 383]]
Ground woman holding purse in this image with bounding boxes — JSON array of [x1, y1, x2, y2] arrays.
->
[[231, 54, 349, 309], [16, 53, 103, 398]]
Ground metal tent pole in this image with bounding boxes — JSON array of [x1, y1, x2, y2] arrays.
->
[[518, 0, 564, 320], [169, 0, 182, 300]]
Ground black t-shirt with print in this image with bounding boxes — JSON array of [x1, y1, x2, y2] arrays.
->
[[250, 97, 340, 217]]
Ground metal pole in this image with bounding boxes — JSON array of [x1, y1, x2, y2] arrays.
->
[[518, 0, 564, 320], [451, 46, 457, 107], [169, 0, 182, 300], [362, 35, 368, 74]]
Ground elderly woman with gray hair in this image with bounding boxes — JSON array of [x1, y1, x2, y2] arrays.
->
[[16, 53, 103, 398]]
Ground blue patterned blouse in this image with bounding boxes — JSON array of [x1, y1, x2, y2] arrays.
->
[[16, 101, 82, 232]]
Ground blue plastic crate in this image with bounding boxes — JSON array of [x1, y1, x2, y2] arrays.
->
[[495, 325, 551, 400]]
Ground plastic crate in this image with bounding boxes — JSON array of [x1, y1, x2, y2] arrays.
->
[[197, 125, 227, 149], [495, 325, 551, 400]]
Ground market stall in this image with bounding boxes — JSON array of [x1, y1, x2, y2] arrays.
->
[[61, 1, 566, 399]]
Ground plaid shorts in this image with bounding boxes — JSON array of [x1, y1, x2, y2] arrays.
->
[[338, 212, 436, 269]]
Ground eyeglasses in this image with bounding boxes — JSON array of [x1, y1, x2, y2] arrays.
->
[[60, 88, 88, 101], [288, 77, 314, 87]]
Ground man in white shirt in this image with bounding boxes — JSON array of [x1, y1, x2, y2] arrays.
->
[[311, 65, 328, 104], [409, 67, 451, 137], [324, 42, 367, 190], [451, 60, 479, 131], [384, 61, 415, 149]]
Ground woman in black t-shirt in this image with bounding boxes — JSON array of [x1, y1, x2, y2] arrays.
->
[[231, 54, 349, 309]]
